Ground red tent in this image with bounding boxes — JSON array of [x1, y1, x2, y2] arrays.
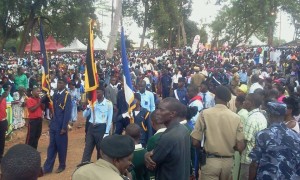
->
[[45, 36, 64, 51], [24, 37, 40, 52]]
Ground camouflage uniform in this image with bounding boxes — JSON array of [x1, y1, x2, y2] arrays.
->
[[249, 122, 300, 179]]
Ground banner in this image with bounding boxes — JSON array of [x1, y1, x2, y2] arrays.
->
[[39, 19, 53, 111], [192, 35, 200, 54], [85, 19, 98, 108]]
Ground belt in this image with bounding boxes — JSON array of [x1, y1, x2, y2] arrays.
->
[[207, 154, 233, 158], [91, 123, 106, 127]]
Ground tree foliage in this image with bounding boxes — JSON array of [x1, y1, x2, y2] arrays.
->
[[210, 0, 300, 48], [0, 0, 98, 54], [123, 0, 193, 49]]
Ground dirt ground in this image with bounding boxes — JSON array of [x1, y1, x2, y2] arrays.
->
[[4, 112, 98, 180]]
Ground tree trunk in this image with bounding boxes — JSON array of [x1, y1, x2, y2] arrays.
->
[[181, 17, 187, 46], [0, 38, 6, 53], [18, 11, 35, 57], [268, 23, 274, 47], [177, 26, 181, 47], [140, 0, 149, 49], [140, 25, 147, 49], [168, 29, 172, 49], [106, 0, 122, 60]]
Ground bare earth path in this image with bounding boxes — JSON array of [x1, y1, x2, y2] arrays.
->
[[4, 112, 97, 180]]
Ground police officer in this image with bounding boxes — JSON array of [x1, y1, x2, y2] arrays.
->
[[43, 78, 72, 174], [191, 85, 245, 180], [81, 86, 113, 163], [115, 93, 152, 147], [73, 135, 134, 180]]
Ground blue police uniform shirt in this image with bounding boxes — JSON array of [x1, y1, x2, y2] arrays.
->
[[51, 89, 72, 131], [139, 90, 155, 112], [83, 98, 113, 134], [249, 122, 300, 179]]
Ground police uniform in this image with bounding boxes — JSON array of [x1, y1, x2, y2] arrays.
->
[[43, 89, 72, 173], [73, 159, 124, 180], [115, 108, 152, 147], [191, 73, 206, 87], [73, 134, 135, 180], [191, 104, 244, 180]]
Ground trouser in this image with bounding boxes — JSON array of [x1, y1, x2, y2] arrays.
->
[[43, 129, 68, 172], [115, 117, 130, 135], [26, 118, 42, 149], [173, 83, 178, 90], [81, 123, 106, 163], [0, 120, 8, 161], [201, 157, 233, 180], [239, 163, 250, 180], [162, 88, 170, 98]]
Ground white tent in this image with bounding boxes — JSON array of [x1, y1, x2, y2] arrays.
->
[[94, 36, 107, 50], [247, 36, 266, 46], [57, 38, 87, 52], [236, 36, 266, 47]]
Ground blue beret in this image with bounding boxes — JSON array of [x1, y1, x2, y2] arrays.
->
[[266, 102, 286, 116]]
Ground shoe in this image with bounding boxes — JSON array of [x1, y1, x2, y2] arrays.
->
[[68, 124, 72, 130], [55, 167, 65, 173], [42, 168, 52, 175]]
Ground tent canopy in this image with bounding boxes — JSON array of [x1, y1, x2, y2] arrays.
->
[[237, 36, 266, 47], [94, 36, 107, 50], [45, 36, 64, 51], [25, 37, 40, 52], [57, 38, 87, 52]]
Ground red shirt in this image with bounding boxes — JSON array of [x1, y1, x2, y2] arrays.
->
[[26, 97, 43, 119], [0, 98, 7, 120]]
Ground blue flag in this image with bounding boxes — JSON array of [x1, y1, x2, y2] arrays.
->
[[121, 27, 136, 123]]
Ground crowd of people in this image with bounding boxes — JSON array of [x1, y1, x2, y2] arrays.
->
[[0, 46, 300, 180]]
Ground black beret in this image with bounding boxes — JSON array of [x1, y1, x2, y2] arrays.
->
[[215, 85, 231, 102], [100, 135, 134, 158], [57, 77, 68, 84], [68, 81, 76, 86]]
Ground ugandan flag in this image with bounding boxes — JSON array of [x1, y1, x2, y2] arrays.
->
[[85, 20, 98, 108], [39, 19, 53, 110]]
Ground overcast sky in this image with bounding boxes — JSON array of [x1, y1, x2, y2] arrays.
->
[[97, 0, 295, 46]]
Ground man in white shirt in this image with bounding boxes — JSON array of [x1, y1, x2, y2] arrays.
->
[[138, 80, 155, 112], [171, 68, 182, 90], [249, 74, 263, 93], [81, 87, 113, 163]]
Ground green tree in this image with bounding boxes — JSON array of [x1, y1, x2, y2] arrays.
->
[[0, 0, 20, 53], [210, 0, 300, 47], [199, 26, 208, 44], [115, 34, 134, 50], [0, 0, 97, 55], [123, 0, 152, 49]]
